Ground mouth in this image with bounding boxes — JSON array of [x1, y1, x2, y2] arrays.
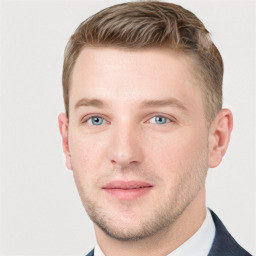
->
[[102, 180, 153, 200]]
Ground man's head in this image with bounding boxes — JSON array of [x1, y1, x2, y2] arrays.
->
[[59, 1, 232, 246], [62, 1, 223, 125]]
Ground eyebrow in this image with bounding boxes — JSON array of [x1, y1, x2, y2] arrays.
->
[[141, 98, 188, 112], [74, 98, 107, 109], [74, 97, 188, 112]]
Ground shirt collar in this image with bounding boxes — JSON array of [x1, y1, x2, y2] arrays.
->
[[166, 208, 216, 256], [94, 208, 215, 256]]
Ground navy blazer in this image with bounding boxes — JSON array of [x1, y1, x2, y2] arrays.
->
[[86, 210, 251, 256]]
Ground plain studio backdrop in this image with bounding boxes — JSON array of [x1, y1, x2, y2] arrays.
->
[[0, 0, 255, 255]]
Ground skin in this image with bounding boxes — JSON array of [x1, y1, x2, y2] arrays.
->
[[59, 47, 233, 256]]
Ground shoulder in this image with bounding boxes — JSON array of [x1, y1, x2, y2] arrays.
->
[[208, 210, 252, 256]]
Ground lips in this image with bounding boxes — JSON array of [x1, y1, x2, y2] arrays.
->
[[102, 180, 153, 200]]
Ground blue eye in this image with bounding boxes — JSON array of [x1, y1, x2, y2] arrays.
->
[[149, 116, 170, 124], [88, 116, 105, 126]]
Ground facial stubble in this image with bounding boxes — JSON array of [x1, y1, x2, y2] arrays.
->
[[74, 148, 208, 242]]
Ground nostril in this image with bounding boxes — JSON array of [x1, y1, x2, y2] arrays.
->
[[111, 160, 116, 164]]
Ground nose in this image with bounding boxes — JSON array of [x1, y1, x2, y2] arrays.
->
[[107, 124, 144, 168]]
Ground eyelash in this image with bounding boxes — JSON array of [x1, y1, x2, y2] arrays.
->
[[148, 115, 172, 125], [81, 114, 174, 126], [81, 115, 108, 125]]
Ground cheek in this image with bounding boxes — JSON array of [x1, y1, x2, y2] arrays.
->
[[68, 133, 105, 200], [68, 131, 106, 176], [145, 128, 208, 174]]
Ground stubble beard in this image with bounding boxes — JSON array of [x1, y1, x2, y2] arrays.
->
[[77, 151, 208, 242]]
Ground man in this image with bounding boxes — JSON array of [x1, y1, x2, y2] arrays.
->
[[58, 1, 251, 255]]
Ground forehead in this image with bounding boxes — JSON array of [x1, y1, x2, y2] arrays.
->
[[73, 47, 192, 78], [70, 47, 203, 110]]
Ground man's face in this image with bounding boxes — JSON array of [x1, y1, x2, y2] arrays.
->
[[64, 47, 210, 241]]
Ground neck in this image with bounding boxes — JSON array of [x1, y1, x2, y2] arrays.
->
[[94, 187, 206, 256]]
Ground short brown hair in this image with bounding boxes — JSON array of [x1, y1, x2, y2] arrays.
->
[[62, 1, 223, 123]]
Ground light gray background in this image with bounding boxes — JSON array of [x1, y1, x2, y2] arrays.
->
[[0, 0, 255, 255]]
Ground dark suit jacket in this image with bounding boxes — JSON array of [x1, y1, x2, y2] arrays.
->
[[86, 210, 252, 256]]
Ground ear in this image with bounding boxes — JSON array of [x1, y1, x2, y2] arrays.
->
[[208, 109, 233, 168], [58, 113, 72, 170]]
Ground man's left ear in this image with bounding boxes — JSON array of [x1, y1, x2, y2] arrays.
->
[[208, 109, 233, 168]]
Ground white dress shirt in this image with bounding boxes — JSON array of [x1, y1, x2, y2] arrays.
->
[[94, 208, 216, 256]]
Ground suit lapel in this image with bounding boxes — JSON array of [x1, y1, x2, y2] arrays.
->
[[85, 248, 94, 256], [208, 210, 251, 256]]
